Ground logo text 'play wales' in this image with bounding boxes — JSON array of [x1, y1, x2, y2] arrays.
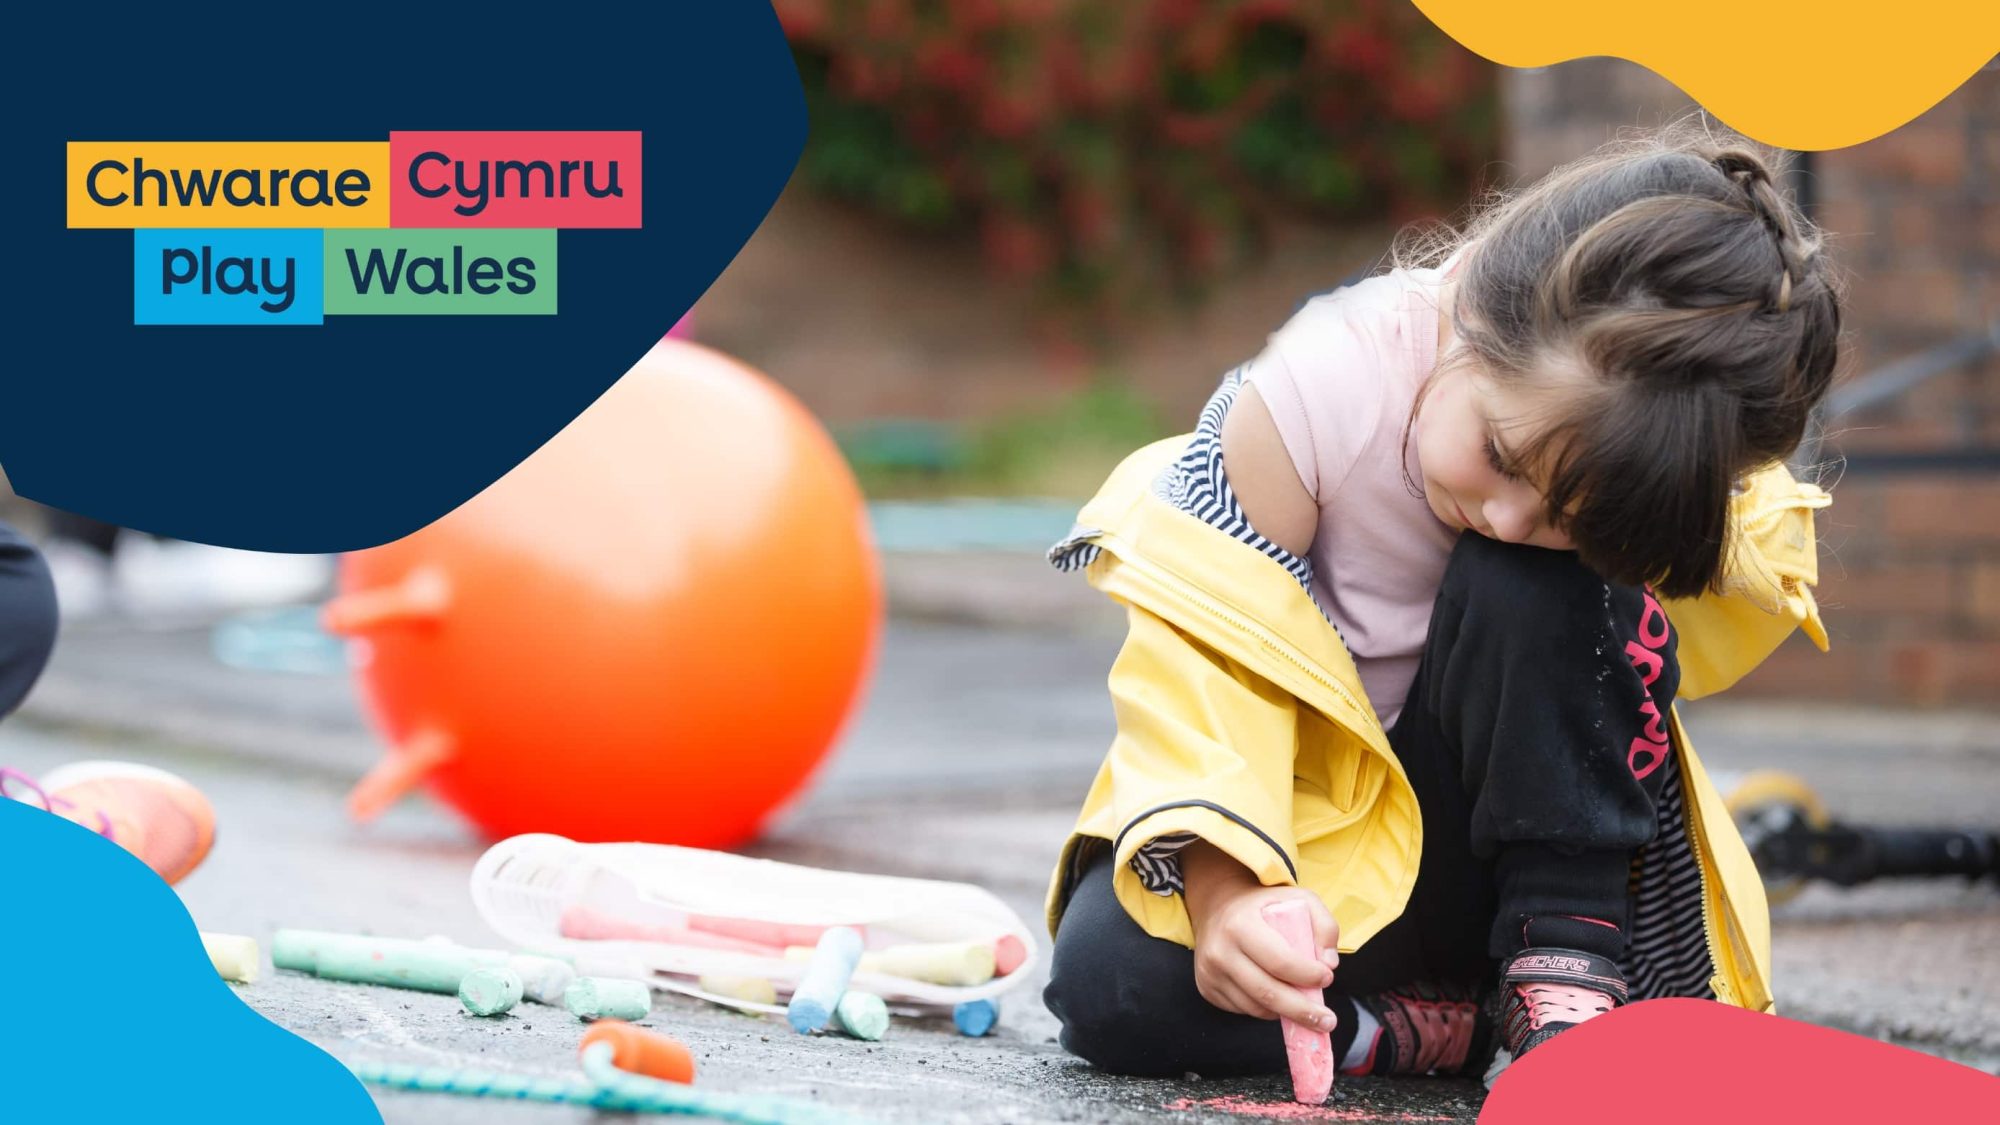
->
[[65, 132, 641, 325]]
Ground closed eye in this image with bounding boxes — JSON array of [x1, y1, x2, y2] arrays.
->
[[1483, 435, 1522, 481]]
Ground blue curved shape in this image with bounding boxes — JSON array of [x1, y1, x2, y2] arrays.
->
[[4, 6, 807, 552], [0, 799, 382, 1123]]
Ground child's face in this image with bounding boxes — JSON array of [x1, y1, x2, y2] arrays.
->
[[1414, 348, 1577, 551]]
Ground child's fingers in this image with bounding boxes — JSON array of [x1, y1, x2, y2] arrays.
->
[[1198, 944, 1284, 1021], [1213, 970, 1275, 1021], [1227, 959, 1333, 1031], [1237, 917, 1335, 990], [1196, 958, 1265, 1020], [1209, 978, 1267, 1021], [1304, 896, 1341, 969], [1195, 951, 1247, 1018]]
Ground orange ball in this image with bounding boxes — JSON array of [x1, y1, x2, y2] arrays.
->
[[325, 340, 882, 847]]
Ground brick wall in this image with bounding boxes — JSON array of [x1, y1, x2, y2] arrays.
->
[[700, 185, 1398, 432], [1505, 60, 2000, 707]]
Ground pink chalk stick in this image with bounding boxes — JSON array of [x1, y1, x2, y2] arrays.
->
[[559, 906, 782, 956], [1259, 900, 1333, 1105], [687, 914, 856, 950], [992, 934, 1027, 977]]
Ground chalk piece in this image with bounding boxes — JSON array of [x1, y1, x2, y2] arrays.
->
[[201, 932, 259, 984], [314, 941, 478, 994], [272, 928, 352, 972], [273, 929, 442, 974], [689, 914, 854, 950], [507, 955, 575, 1006], [992, 935, 1027, 977], [1260, 900, 1333, 1105], [519, 948, 577, 965], [565, 976, 652, 1022], [560, 905, 780, 955], [854, 941, 997, 987], [699, 974, 778, 1006], [787, 927, 863, 1035], [953, 998, 999, 1037], [832, 991, 889, 1041], [459, 967, 524, 1016]]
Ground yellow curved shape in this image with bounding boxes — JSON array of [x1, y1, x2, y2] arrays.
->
[[1411, 1, 2000, 151]]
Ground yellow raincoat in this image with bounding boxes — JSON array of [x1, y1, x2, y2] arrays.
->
[[1046, 436, 1831, 1014]]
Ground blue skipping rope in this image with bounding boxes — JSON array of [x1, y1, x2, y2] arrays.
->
[[350, 1041, 875, 1124]]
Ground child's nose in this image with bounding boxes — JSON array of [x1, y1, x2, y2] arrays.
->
[[1485, 499, 1541, 544]]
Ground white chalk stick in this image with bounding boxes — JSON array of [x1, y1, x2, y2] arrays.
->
[[201, 932, 260, 984], [507, 954, 575, 1006]]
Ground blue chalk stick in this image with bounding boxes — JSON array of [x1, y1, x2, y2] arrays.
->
[[786, 926, 864, 1034], [787, 999, 828, 1035], [953, 998, 998, 1037]]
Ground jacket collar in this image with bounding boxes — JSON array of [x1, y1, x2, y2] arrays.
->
[[1071, 437, 1393, 757]]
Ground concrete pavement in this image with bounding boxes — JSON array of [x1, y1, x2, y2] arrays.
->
[[5, 604, 1998, 1122]]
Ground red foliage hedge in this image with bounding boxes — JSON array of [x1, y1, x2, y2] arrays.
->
[[776, 0, 1495, 305]]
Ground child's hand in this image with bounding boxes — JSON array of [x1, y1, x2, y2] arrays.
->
[[1180, 840, 1341, 1031]]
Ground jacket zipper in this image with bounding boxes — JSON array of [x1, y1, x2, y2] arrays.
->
[[1678, 767, 1726, 998], [1671, 718, 1743, 1008]]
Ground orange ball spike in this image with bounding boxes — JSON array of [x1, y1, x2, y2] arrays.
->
[[579, 1020, 696, 1084], [322, 565, 451, 634], [333, 339, 882, 846]]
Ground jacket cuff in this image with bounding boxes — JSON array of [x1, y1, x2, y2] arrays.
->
[[1130, 832, 1199, 896], [1109, 801, 1298, 949]]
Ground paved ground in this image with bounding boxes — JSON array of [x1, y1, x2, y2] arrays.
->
[[7, 605, 1998, 1122]]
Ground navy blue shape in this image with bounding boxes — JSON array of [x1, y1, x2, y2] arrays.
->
[[4, 5, 805, 551], [0, 797, 383, 1122]]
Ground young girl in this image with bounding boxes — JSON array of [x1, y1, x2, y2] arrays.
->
[[1040, 124, 1843, 1084]]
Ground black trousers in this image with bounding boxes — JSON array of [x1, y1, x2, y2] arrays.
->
[[0, 520, 59, 719], [1044, 533, 1681, 1077]]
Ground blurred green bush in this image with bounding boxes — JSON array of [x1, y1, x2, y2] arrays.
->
[[839, 379, 1167, 498], [777, 0, 1495, 309]]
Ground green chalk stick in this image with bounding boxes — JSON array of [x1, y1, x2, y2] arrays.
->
[[274, 930, 442, 974], [832, 991, 889, 1041], [564, 976, 652, 1021], [273, 928, 351, 972], [314, 942, 480, 993], [459, 967, 524, 1016]]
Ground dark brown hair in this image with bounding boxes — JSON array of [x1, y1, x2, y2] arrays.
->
[[1403, 121, 1844, 598]]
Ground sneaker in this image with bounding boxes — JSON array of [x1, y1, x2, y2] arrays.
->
[[1346, 981, 1490, 1076], [1, 761, 215, 884], [1493, 947, 1627, 1064]]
